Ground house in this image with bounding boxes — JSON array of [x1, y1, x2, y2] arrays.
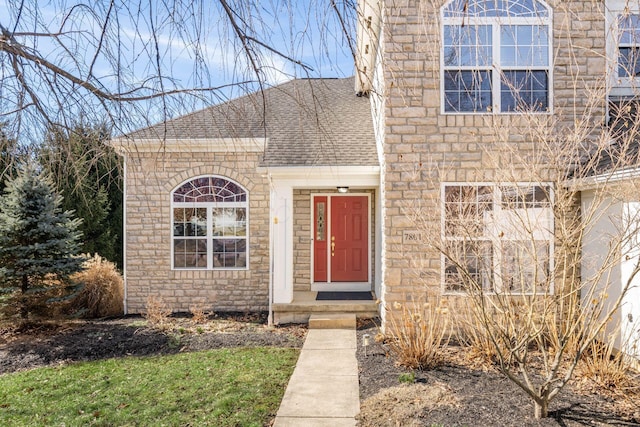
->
[[111, 77, 382, 322], [579, 98, 640, 360], [112, 0, 640, 356]]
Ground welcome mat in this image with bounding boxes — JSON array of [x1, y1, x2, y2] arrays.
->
[[316, 292, 374, 301]]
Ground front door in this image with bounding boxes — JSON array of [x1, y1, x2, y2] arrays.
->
[[313, 195, 369, 286]]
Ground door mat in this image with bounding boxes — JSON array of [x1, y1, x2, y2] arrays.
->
[[316, 292, 374, 301]]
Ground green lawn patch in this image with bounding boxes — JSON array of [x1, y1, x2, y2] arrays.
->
[[0, 347, 299, 426]]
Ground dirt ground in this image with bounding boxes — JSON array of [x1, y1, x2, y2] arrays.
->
[[355, 319, 640, 427], [2, 314, 640, 426]]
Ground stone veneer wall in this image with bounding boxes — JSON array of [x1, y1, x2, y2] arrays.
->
[[124, 150, 270, 313], [292, 189, 312, 291], [380, 0, 606, 308], [292, 189, 377, 292]]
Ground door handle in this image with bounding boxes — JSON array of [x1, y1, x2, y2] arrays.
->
[[331, 241, 335, 256]]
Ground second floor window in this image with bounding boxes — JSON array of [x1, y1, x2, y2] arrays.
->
[[618, 14, 640, 79], [441, 0, 552, 113]]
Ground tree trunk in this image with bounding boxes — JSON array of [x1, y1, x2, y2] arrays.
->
[[534, 400, 549, 419], [20, 275, 29, 320]]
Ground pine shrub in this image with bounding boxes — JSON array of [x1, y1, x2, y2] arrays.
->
[[0, 162, 85, 321]]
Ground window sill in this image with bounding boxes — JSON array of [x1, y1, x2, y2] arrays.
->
[[170, 268, 249, 275], [172, 268, 248, 271], [440, 110, 552, 116]]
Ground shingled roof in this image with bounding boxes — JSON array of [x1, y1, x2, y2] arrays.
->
[[125, 77, 378, 167], [578, 100, 640, 178]]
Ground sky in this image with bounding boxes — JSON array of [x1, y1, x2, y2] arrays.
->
[[0, 0, 356, 141]]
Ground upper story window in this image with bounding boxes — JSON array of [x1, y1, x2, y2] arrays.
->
[[618, 14, 640, 78], [441, 0, 552, 113], [172, 176, 248, 270], [606, 1, 640, 97]]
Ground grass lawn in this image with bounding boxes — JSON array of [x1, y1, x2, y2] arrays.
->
[[0, 347, 299, 426]]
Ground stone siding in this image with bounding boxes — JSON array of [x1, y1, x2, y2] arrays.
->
[[380, 0, 607, 307], [124, 150, 270, 313]]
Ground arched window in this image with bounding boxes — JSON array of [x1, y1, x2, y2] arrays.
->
[[441, 0, 552, 113], [171, 176, 248, 269]]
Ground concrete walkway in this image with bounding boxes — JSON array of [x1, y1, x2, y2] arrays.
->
[[273, 328, 360, 426]]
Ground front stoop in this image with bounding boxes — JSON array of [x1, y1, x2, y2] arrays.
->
[[309, 313, 356, 329], [272, 291, 379, 324]]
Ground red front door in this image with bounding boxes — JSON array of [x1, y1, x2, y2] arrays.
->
[[313, 195, 369, 283]]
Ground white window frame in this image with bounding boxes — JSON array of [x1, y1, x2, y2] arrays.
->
[[171, 175, 249, 271], [606, 0, 640, 97], [441, 183, 554, 295], [440, 0, 553, 114]]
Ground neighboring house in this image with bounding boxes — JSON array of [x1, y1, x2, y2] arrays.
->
[[112, 0, 640, 355], [579, 98, 640, 360]]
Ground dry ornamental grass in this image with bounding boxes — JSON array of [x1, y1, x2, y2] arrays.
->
[[386, 297, 451, 370], [70, 254, 123, 318]]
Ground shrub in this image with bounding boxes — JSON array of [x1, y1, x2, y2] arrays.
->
[[0, 274, 78, 321], [453, 303, 502, 365], [70, 254, 123, 318], [386, 297, 450, 370], [580, 340, 634, 392], [189, 305, 210, 324], [144, 295, 172, 330], [398, 372, 416, 384]]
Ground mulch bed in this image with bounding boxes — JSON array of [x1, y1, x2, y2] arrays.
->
[[355, 319, 640, 427], [0, 313, 307, 375]]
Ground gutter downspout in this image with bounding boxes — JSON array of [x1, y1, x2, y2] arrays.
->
[[122, 155, 127, 315], [355, 0, 383, 95]]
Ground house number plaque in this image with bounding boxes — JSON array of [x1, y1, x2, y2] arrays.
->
[[402, 230, 422, 244]]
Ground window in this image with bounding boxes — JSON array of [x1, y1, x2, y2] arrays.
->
[[617, 14, 640, 79], [442, 184, 553, 294], [606, 2, 640, 96], [172, 176, 247, 269], [618, 14, 640, 78], [441, 0, 551, 113]]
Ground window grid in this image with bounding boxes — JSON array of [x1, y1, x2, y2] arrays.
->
[[441, 0, 551, 113], [443, 0, 549, 18], [172, 176, 248, 270], [618, 14, 640, 78], [442, 184, 553, 295]]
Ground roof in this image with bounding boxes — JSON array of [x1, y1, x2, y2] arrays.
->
[[124, 77, 378, 167]]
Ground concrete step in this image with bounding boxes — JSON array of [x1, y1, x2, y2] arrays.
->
[[308, 313, 356, 329]]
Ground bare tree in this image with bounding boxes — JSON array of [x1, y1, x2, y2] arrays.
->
[[0, 1, 357, 144], [399, 70, 640, 419], [405, 93, 640, 418]]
